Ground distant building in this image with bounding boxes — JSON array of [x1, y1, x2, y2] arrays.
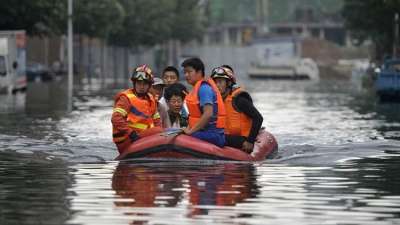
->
[[268, 0, 347, 45], [202, 0, 350, 46]]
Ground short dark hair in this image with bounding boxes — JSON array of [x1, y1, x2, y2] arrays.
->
[[162, 66, 180, 79], [221, 64, 234, 73], [181, 57, 205, 76], [164, 83, 187, 101]]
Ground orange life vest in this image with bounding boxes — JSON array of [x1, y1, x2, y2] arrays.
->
[[185, 78, 226, 129], [112, 89, 158, 144], [224, 87, 252, 136]]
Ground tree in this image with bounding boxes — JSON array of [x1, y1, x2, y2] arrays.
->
[[74, 0, 125, 39], [168, 0, 205, 42], [0, 0, 66, 35], [109, 0, 204, 48], [342, 0, 400, 60]]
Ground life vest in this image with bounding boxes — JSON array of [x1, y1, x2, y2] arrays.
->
[[224, 87, 252, 137], [112, 89, 158, 144], [185, 78, 226, 129]]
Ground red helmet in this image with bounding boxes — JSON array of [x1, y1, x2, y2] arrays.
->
[[131, 64, 154, 83], [210, 66, 236, 84]]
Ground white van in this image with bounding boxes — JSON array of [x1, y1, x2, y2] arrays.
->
[[0, 30, 27, 94]]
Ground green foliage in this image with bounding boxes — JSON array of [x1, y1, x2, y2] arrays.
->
[[74, 0, 125, 38], [169, 0, 205, 42], [108, 0, 204, 47], [342, 0, 400, 58], [0, 0, 66, 35], [0, 0, 204, 47]]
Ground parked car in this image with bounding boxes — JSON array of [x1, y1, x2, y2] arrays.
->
[[26, 62, 54, 82]]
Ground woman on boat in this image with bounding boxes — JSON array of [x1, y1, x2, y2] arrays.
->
[[164, 83, 188, 128], [211, 65, 263, 153]]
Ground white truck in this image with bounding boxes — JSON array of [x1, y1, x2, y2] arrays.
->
[[0, 30, 27, 94], [247, 37, 319, 80]]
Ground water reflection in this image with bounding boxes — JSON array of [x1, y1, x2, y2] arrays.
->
[[348, 91, 400, 141], [0, 92, 25, 113], [25, 81, 70, 114], [0, 151, 72, 225], [112, 161, 258, 217], [65, 156, 400, 225]]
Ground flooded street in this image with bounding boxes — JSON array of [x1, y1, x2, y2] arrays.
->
[[1, 78, 400, 224]]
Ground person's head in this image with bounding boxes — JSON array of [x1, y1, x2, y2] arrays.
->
[[164, 83, 187, 114], [149, 77, 165, 100], [221, 64, 234, 73], [181, 57, 205, 86], [210, 66, 236, 95], [162, 66, 180, 86], [131, 64, 154, 95]]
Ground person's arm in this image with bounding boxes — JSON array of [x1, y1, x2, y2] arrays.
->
[[234, 94, 263, 146], [158, 102, 171, 128], [183, 104, 213, 135], [111, 96, 134, 139], [152, 108, 162, 127], [183, 84, 214, 135]]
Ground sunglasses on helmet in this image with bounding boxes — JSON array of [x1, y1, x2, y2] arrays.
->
[[212, 67, 226, 75], [133, 71, 151, 80]]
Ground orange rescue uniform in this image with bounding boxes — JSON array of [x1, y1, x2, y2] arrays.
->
[[185, 78, 226, 129], [224, 87, 252, 137], [111, 89, 161, 152]]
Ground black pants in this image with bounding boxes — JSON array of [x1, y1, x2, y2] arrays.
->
[[225, 135, 246, 149]]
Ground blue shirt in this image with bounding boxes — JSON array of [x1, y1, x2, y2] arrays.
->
[[190, 82, 225, 147], [198, 83, 221, 132]]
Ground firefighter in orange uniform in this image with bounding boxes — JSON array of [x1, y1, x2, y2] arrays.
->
[[210, 65, 263, 153], [111, 65, 162, 153]]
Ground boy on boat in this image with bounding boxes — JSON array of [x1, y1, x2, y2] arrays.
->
[[181, 57, 226, 147], [211, 65, 263, 153], [159, 66, 189, 124], [111, 65, 162, 153], [162, 66, 180, 87]]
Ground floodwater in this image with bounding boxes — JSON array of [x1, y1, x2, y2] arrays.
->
[[1, 78, 400, 225]]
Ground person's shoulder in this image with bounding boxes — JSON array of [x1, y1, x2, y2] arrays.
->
[[114, 90, 129, 102], [199, 82, 213, 92], [234, 89, 252, 102], [159, 96, 167, 105]]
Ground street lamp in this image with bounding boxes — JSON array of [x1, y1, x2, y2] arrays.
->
[[68, 0, 74, 112]]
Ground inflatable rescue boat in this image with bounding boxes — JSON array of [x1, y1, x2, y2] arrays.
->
[[116, 129, 278, 161]]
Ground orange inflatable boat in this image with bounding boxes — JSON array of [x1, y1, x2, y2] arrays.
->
[[116, 129, 278, 161]]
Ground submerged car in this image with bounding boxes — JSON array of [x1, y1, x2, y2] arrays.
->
[[26, 62, 54, 82]]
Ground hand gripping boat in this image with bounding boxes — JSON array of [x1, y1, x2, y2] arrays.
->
[[116, 129, 278, 161]]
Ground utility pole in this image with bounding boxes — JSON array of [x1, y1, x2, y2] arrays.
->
[[394, 13, 399, 58], [68, 0, 74, 112]]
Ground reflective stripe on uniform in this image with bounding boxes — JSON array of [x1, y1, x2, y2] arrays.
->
[[128, 122, 149, 130], [113, 107, 128, 117], [152, 112, 160, 119], [113, 136, 127, 143]]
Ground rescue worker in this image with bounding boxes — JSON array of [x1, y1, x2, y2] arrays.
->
[[210, 65, 263, 153], [181, 57, 226, 147], [111, 64, 162, 153]]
